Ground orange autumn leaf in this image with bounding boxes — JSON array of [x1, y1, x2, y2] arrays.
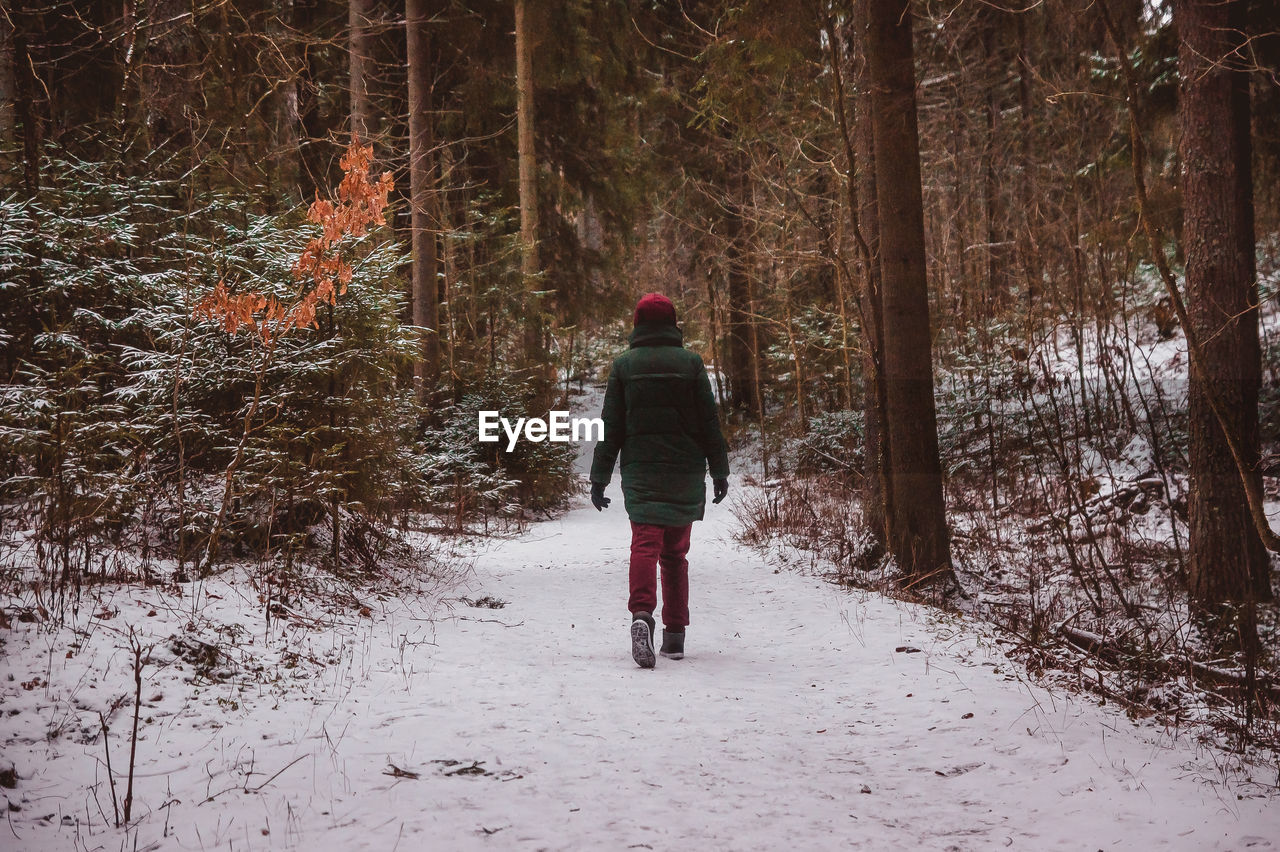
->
[[195, 140, 393, 349]]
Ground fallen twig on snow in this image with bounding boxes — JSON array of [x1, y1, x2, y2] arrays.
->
[[202, 754, 308, 803], [457, 616, 525, 627], [384, 764, 420, 779], [248, 754, 308, 793]]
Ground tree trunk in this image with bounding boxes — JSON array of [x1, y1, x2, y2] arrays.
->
[[0, 10, 14, 180], [142, 0, 198, 159], [407, 0, 440, 401], [980, 12, 1008, 319], [819, 16, 855, 415], [851, 0, 889, 559], [268, 0, 301, 200], [724, 169, 759, 416], [1015, 10, 1040, 330], [866, 0, 955, 588], [781, 266, 806, 427], [1178, 0, 1270, 608], [11, 0, 41, 201], [7, 0, 43, 382], [707, 273, 728, 413], [111, 0, 149, 172], [349, 0, 372, 143], [514, 0, 546, 376]]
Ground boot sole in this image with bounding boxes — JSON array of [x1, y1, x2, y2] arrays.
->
[[631, 619, 656, 669], [659, 647, 684, 660]]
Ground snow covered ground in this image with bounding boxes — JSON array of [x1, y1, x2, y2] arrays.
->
[[3, 415, 1279, 850]]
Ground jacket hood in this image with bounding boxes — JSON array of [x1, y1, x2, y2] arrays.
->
[[628, 322, 684, 348]]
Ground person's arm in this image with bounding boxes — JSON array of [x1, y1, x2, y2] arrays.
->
[[590, 361, 626, 487]]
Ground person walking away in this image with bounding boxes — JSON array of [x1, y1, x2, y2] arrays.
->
[[589, 293, 730, 668]]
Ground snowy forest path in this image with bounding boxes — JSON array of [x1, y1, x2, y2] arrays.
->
[[4, 395, 1278, 852], [399, 479, 1276, 851], [325, 403, 1279, 851]]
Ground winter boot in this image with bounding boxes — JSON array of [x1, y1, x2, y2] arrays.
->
[[659, 629, 685, 660], [631, 612, 656, 669]]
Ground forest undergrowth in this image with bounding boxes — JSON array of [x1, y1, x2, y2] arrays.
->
[[0, 150, 577, 627], [734, 258, 1280, 764]]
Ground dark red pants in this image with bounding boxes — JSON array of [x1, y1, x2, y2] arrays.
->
[[628, 521, 692, 629]]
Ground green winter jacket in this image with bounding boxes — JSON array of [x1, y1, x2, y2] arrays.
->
[[590, 322, 731, 526]]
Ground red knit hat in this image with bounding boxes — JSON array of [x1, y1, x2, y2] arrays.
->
[[633, 292, 677, 326]]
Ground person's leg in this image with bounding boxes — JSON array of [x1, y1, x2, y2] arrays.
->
[[658, 523, 692, 630], [628, 521, 664, 617], [629, 522, 663, 669]]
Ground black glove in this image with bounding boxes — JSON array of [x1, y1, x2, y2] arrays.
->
[[712, 478, 729, 504], [591, 482, 611, 511]]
